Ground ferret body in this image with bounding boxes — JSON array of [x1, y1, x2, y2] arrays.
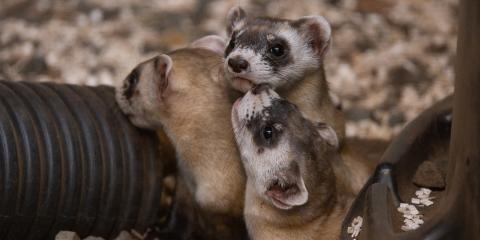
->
[[115, 46, 246, 239], [223, 7, 346, 144], [231, 85, 354, 240]]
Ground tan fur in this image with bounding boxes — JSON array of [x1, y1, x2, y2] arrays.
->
[[157, 50, 245, 216], [242, 139, 382, 240], [280, 68, 374, 195], [116, 48, 246, 238], [242, 145, 352, 240], [244, 181, 350, 240], [231, 87, 380, 240]]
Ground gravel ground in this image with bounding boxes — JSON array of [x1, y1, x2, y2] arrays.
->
[[0, 0, 457, 140]]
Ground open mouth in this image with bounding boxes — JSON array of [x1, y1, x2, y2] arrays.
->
[[270, 197, 293, 210], [265, 180, 301, 210]]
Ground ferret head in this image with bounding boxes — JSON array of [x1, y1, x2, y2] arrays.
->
[[116, 42, 225, 130], [224, 7, 332, 92], [231, 84, 338, 210], [116, 54, 172, 129]]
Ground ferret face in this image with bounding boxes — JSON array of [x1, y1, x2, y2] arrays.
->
[[224, 7, 331, 92], [231, 84, 338, 210]]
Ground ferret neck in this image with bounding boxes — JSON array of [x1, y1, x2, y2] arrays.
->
[[331, 154, 364, 201], [278, 66, 335, 126], [161, 109, 245, 211], [279, 65, 346, 146], [279, 66, 331, 108]]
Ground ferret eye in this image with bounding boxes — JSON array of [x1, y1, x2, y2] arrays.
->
[[228, 39, 235, 49], [124, 69, 139, 99], [269, 44, 285, 57], [263, 126, 274, 140], [128, 70, 139, 87]]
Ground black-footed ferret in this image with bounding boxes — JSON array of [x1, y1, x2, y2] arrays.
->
[[223, 7, 346, 145], [115, 44, 246, 239], [231, 84, 353, 240]]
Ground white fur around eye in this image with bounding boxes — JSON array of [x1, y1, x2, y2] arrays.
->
[[233, 91, 297, 200], [274, 25, 319, 80], [237, 128, 293, 195]]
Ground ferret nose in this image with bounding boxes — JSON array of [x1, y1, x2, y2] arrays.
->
[[251, 83, 270, 95], [228, 57, 249, 73]]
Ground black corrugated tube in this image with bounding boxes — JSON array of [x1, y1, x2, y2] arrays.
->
[[0, 80, 168, 239]]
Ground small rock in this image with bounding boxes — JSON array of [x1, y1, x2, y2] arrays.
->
[[22, 54, 48, 75], [413, 161, 446, 189], [388, 111, 405, 127], [426, 41, 448, 54]]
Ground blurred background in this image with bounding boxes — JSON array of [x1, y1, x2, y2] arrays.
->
[[0, 0, 457, 140]]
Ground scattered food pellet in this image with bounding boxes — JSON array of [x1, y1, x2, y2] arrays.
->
[[398, 188, 435, 231], [347, 216, 363, 239], [398, 203, 423, 231], [413, 188, 435, 207], [398, 203, 420, 215]]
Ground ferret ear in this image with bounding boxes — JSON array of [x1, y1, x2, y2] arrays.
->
[[154, 54, 173, 94], [315, 122, 338, 150], [292, 16, 332, 59], [190, 35, 226, 55], [226, 6, 247, 35]]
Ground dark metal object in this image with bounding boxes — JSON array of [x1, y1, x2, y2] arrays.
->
[[0, 81, 167, 239], [341, 0, 480, 238], [340, 95, 452, 239]]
